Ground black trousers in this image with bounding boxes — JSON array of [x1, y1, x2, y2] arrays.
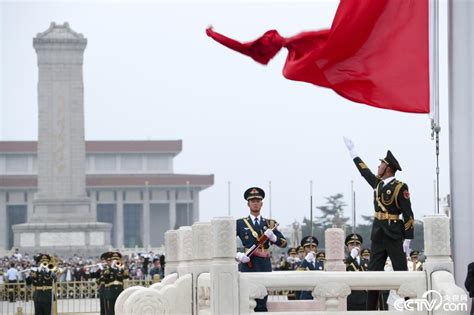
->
[[34, 300, 52, 315], [367, 236, 407, 310], [107, 298, 117, 315], [7, 280, 17, 302], [100, 295, 107, 315]]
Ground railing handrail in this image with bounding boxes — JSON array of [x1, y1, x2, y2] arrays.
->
[[239, 270, 426, 291]]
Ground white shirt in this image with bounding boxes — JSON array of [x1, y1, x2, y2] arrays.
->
[[249, 214, 262, 226], [6, 267, 18, 281], [382, 176, 395, 186]]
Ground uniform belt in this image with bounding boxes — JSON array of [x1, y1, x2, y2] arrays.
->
[[105, 281, 123, 287], [374, 212, 400, 221], [35, 286, 53, 291], [245, 247, 270, 258]]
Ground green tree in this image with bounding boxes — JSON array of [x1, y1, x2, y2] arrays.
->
[[316, 193, 350, 228]]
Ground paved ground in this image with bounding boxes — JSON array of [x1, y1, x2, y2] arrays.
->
[[0, 299, 100, 314]]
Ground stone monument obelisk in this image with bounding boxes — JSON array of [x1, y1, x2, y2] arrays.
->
[[12, 22, 111, 255]]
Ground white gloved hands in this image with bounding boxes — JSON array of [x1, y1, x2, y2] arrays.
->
[[264, 229, 277, 242], [403, 239, 412, 256], [98, 263, 104, 270], [350, 247, 360, 259], [343, 136, 358, 159], [235, 252, 250, 263], [305, 252, 315, 263]]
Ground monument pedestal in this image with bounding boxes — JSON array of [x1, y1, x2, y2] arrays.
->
[[12, 222, 111, 256]]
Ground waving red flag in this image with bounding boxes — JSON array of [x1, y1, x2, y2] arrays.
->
[[206, 0, 429, 113]]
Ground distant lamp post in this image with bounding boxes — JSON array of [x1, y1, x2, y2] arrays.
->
[[228, 181, 231, 216], [186, 180, 190, 225]]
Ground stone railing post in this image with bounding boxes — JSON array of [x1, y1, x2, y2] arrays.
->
[[210, 216, 239, 315], [177, 226, 193, 276], [423, 214, 453, 290], [324, 228, 346, 271], [164, 230, 179, 276], [322, 228, 347, 310], [193, 222, 212, 315]]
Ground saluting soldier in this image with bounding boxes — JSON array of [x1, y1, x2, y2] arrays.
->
[[345, 233, 368, 310], [235, 187, 287, 312], [26, 254, 56, 315], [344, 137, 415, 310], [104, 252, 129, 315], [90, 252, 108, 315], [361, 248, 371, 262], [408, 250, 423, 272], [297, 236, 323, 300], [316, 251, 325, 264], [284, 247, 301, 270]]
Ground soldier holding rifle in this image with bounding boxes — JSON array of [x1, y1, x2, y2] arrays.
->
[[235, 187, 287, 312]]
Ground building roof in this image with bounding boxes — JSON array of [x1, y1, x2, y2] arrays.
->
[[0, 140, 182, 155], [0, 174, 214, 189]]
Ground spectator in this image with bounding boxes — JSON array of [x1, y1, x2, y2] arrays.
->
[[149, 257, 164, 281], [6, 262, 18, 302], [465, 262, 474, 315]]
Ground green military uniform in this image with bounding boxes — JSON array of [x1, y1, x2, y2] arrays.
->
[[353, 150, 414, 310], [90, 252, 108, 315], [408, 250, 423, 272], [26, 254, 56, 315], [104, 252, 129, 315], [344, 233, 368, 311]]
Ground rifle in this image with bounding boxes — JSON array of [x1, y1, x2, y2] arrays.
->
[[244, 223, 279, 268]]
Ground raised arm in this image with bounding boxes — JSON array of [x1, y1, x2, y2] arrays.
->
[[344, 137, 379, 188]]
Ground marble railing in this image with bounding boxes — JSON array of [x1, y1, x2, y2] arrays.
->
[[116, 214, 468, 315]]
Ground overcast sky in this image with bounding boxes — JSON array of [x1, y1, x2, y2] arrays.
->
[[0, 0, 450, 229]]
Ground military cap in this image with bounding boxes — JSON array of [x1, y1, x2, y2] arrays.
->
[[301, 235, 319, 247], [244, 187, 265, 200], [152, 256, 160, 263], [345, 233, 363, 246], [316, 251, 325, 261], [380, 150, 402, 171], [361, 248, 371, 258], [109, 251, 122, 260], [410, 250, 420, 258], [100, 252, 109, 260], [34, 253, 51, 264], [296, 246, 304, 253], [287, 247, 297, 255]]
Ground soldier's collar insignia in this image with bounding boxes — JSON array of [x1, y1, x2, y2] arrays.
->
[[387, 190, 391, 195]]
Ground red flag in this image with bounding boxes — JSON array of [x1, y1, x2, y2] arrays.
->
[[206, 0, 429, 113]]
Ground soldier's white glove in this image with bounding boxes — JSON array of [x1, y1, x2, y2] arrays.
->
[[235, 252, 250, 263], [98, 263, 104, 270], [286, 256, 294, 264], [294, 257, 301, 263], [343, 136, 358, 159], [350, 247, 360, 259], [305, 252, 315, 263], [403, 239, 411, 256], [264, 229, 277, 242]]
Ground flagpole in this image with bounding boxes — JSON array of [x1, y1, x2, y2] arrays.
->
[[429, 0, 441, 214], [351, 180, 356, 234], [268, 181, 272, 219], [227, 181, 231, 216], [310, 180, 313, 238]]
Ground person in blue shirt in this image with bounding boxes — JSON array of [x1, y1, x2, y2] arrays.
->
[[235, 187, 287, 312]]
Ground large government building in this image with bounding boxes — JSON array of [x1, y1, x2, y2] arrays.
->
[[0, 140, 214, 251]]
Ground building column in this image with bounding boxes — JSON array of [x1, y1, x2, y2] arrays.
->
[[90, 190, 98, 221], [0, 192, 7, 250], [169, 189, 177, 230], [27, 191, 34, 221], [143, 187, 150, 249], [449, 0, 474, 286], [193, 188, 199, 222], [116, 190, 124, 248]]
